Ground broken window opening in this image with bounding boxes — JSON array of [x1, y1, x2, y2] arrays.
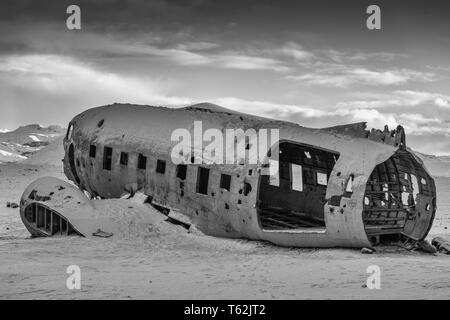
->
[[317, 172, 328, 186], [103, 146, 113, 171], [66, 124, 74, 140], [411, 174, 420, 199], [220, 174, 231, 191], [28, 190, 51, 202], [196, 167, 210, 195], [268, 159, 280, 187], [291, 164, 303, 192], [120, 152, 128, 166], [89, 145, 96, 158], [401, 192, 410, 205], [303, 169, 315, 185], [176, 164, 187, 180], [345, 175, 354, 193], [137, 154, 147, 170], [243, 182, 252, 196], [279, 161, 290, 181], [156, 160, 166, 174]]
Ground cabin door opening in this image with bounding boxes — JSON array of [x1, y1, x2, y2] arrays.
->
[[257, 141, 340, 230], [68, 144, 80, 184]]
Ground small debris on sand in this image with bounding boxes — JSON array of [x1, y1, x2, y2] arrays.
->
[[431, 237, 450, 254], [6, 201, 18, 208], [361, 247, 374, 254], [415, 240, 437, 254], [92, 229, 114, 238]]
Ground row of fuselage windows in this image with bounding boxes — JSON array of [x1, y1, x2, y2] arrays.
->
[[89, 144, 233, 195]]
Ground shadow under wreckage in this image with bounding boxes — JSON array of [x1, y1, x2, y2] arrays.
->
[[19, 103, 436, 249]]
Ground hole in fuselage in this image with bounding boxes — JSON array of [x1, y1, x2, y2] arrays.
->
[[257, 141, 340, 230], [362, 150, 435, 244]]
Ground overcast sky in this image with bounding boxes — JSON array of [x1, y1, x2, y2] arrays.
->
[[1, 0, 450, 154]]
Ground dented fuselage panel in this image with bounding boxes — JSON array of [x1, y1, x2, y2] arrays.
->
[[53, 103, 436, 248]]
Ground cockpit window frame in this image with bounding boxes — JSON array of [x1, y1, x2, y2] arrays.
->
[[66, 123, 74, 140]]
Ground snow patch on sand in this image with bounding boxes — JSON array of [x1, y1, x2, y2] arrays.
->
[[28, 135, 41, 142], [0, 149, 26, 159]]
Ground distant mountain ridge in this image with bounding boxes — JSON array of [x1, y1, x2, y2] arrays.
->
[[415, 151, 450, 162], [0, 124, 65, 163]]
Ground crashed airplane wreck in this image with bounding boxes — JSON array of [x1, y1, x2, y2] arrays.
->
[[19, 103, 436, 248]]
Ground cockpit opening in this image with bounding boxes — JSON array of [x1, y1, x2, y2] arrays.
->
[[68, 143, 80, 184], [66, 123, 74, 140]]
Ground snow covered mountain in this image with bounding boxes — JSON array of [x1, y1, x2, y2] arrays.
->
[[0, 124, 65, 163]]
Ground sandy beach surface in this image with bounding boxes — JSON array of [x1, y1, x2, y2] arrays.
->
[[0, 149, 449, 299]]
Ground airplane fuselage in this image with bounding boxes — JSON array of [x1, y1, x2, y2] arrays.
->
[[60, 103, 436, 248]]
